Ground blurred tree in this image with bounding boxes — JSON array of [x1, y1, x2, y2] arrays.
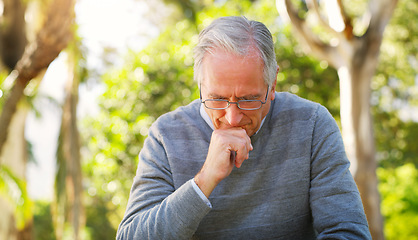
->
[[0, 0, 75, 155], [0, 107, 32, 240], [53, 45, 85, 239], [0, 0, 26, 70], [0, 10, 29, 239], [276, 0, 399, 238], [0, 0, 75, 239]]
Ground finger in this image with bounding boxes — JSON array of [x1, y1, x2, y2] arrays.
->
[[230, 141, 251, 168], [234, 128, 253, 151], [230, 150, 236, 162], [211, 129, 252, 166], [227, 129, 252, 153]]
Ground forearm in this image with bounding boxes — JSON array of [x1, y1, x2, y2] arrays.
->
[[116, 180, 211, 240]]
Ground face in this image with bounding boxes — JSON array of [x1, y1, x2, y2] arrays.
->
[[200, 48, 277, 137]]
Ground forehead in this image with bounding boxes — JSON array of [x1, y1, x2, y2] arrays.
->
[[201, 48, 265, 91]]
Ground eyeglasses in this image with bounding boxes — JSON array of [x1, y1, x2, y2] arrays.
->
[[200, 86, 269, 110]]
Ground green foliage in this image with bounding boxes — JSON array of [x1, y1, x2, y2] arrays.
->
[[372, 0, 418, 168], [0, 166, 33, 230], [374, 111, 418, 168], [378, 164, 418, 239], [0, 69, 12, 109], [85, 196, 118, 239], [33, 201, 56, 240], [32, 198, 116, 240], [378, 0, 417, 87]]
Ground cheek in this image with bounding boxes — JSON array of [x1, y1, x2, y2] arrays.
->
[[242, 112, 260, 125], [252, 114, 263, 125], [247, 109, 267, 127], [207, 110, 225, 121]]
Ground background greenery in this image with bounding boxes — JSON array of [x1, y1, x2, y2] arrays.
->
[[25, 0, 418, 239]]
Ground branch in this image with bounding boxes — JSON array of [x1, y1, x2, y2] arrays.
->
[[0, 0, 75, 159], [336, 0, 354, 39], [15, 0, 75, 81], [306, 0, 340, 37], [355, 0, 398, 63], [366, 0, 398, 38], [276, 0, 340, 67]]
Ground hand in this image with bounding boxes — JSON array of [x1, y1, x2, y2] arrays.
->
[[194, 128, 253, 197]]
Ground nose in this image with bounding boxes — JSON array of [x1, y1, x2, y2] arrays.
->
[[224, 103, 243, 127]]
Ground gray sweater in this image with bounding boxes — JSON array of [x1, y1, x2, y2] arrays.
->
[[117, 92, 371, 239]]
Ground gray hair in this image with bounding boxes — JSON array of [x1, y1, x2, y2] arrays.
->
[[194, 16, 277, 87]]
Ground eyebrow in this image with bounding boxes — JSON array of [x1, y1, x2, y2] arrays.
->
[[207, 92, 262, 100]]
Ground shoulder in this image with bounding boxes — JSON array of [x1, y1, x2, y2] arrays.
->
[[271, 92, 324, 121], [267, 92, 337, 133], [149, 99, 210, 139], [275, 92, 323, 110]]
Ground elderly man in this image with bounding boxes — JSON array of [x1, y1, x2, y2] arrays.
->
[[117, 16, 371, 239]]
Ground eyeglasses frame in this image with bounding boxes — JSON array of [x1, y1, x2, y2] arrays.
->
[[200, 85, 270, 111]]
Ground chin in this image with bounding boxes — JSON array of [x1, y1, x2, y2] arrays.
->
[[240, 126, 256, 137], [246, 130, 256, 137]]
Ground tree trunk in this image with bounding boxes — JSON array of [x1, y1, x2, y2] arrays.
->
[[0, 0, 27, 70], [53, 53, 84, 240], [0, 197, 17, 240], [0, 0, 75, 238], [337, 8, 392, 238], [338, 63, 384, 240], [0, 106, 31, 240]]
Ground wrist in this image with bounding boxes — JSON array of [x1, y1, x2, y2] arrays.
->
[[194, 170, 218, 198]]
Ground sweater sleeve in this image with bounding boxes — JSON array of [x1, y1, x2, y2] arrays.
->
[[309, 105, 372, 239], [116, 125, 211, 240]]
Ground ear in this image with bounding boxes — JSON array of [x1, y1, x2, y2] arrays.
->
[[270, 66, 280, 100]]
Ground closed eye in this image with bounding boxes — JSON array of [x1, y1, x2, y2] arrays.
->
[[237, 94, 261, 101], [207, 94, 227, 100], [207, 93, 262, 101]]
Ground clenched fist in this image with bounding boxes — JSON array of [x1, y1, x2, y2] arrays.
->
[[194, 128, 253, 197]]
